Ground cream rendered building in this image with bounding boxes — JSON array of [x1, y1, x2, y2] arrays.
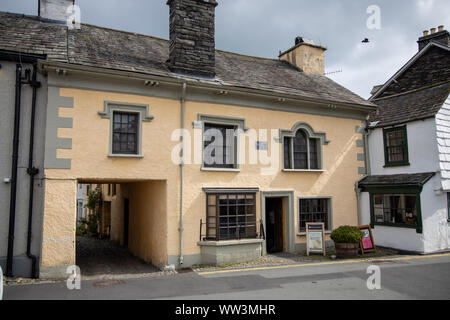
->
[[0, 0, 376, 278]]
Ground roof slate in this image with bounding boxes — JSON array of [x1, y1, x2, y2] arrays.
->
[[0, 11, 373, 108], [369, 82, 450, 128], [358, 172, 436, 188]]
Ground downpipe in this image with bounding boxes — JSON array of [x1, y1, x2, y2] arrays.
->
[[26, 63, 41, 279], [179, 82, 187, 266], [6, 64, 26, 277]]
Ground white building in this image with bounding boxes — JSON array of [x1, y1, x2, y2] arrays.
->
[[359, 27, 450, 253]]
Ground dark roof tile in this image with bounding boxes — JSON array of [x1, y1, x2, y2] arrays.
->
[[0, 11, 373, 107], [358, 172, 436, 188]]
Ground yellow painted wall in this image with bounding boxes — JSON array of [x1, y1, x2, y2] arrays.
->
[[41, 179, 77, 267], [126, 181, 168, 267], [42, 86, 363, 269]]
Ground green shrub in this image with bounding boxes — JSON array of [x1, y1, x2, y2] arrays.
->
[[330, 226, 363, 244]]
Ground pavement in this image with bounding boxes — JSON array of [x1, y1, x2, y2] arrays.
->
[[3, 253, 450, 300], [75, 236, 172, 280]]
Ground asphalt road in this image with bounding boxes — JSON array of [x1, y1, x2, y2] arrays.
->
[[3, 254, 450, 300]]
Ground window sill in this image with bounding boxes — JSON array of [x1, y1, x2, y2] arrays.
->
[[198, 239, 263, 247], [283, 169, 326, 173], [373, 222, 420, 232], [297, 231, 332, 236], [383, 163, 410, 168], [201, 167, 240, 173], [108, 154, 144, 158]]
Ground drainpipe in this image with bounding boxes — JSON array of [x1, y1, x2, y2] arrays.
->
[[6, 64, 25, 277], [179, 82, 187, 266], [26, 63, 41, 279]]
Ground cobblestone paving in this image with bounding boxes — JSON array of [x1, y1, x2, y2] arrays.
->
[[76, 236, 175, 281]]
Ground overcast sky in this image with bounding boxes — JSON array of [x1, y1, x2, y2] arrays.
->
[[1, 0, 449, 98]]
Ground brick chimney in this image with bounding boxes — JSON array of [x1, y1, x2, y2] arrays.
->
[[39, 0, 74, 21], [418, 25, 449, 51], [279, 37, 327, 75], [167, 0, 218, 78]]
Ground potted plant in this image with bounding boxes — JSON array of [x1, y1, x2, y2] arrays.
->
[[330, 226, 363, 258]]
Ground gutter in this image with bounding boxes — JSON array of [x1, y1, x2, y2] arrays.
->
[[179, 82, 187, 266]]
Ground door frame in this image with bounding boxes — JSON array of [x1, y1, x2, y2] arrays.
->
[[260, 191, 295, 254]]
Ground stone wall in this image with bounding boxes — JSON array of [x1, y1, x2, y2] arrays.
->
[[167, 0, 217, 78]]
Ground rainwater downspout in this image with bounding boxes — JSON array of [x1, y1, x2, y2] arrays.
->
[[26, 63, 41, 279], [179, 82, 187, 266], [6, 64, 25, 277]]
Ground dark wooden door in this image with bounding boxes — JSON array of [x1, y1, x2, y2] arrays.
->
[[265, 198, 283, 253], [124, 198, 129, 247]]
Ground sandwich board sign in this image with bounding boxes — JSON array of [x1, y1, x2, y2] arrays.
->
[[358, 225, 376, 254], [306, 222, 326, 256]]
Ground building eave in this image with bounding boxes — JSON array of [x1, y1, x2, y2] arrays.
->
[[39, 60, 377, 114]]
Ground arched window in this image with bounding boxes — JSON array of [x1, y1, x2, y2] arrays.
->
[[282, 123, 327, 170]]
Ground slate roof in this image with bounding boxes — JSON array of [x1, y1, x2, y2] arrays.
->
[[358, 172, 436, 188], [369, 82, 450, 128], [0, 11, 373, 108]]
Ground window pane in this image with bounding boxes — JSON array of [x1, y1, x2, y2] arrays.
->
[[283, 137, 292, 169], [309, 138, 319, 169], [293, 130, 307, 169], [112, 111, 138, 154], [385, 127, 407, 163], [205, 193, 257, 241], [203, 124, 236, 168], [299, 198, 329, 232], [372, 194, 417, 225]]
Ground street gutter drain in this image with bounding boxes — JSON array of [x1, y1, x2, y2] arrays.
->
[[92, 280, 126, 287], [369, 260, 395, 264], [177, 268, 193, 274]]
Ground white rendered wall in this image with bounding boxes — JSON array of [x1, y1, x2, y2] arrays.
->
[[361, 118, 449, 253], [421, 174, 449, 253], [368, 118, 440, 175]]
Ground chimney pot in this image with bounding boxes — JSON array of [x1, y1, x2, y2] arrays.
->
[[417, 26, 449, 51]]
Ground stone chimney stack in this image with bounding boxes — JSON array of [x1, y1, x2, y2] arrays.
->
[[167, 0, 218, 78], [418, 25, 449, 51], [279, 37, 327, 75]]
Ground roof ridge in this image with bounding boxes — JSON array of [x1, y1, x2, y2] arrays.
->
[[372, 80, 450, 101], [76, 22, 170, 42], [216, 49, 280, 62]]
